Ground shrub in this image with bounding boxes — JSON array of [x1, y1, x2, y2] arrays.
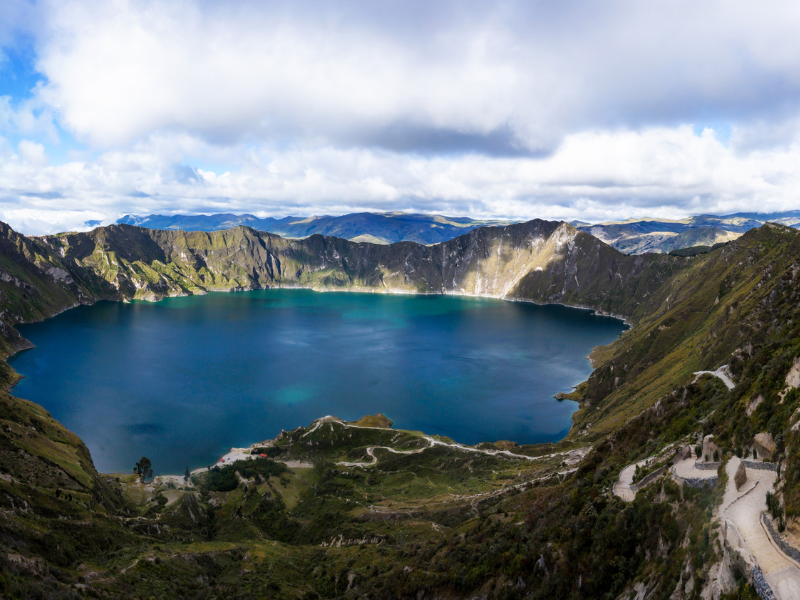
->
[[203, 458, 288, 492], [713, 450, 720, 462], [766, 491, 782, 520]]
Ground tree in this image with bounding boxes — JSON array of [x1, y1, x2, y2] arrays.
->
[[134, 457, 153, 482], [776, 434, 786, 456], [184, 466, 190, 482]]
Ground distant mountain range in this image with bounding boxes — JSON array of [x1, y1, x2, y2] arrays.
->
[[116, 212, 507, 245], [572, 210, 800, 254], [116, 210, 800, 254]]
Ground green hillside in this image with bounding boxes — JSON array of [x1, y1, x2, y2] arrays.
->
[[2, 219, 800, 597]]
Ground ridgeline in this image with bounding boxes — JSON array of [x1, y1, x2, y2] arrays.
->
[[2, 219, 800, 598]]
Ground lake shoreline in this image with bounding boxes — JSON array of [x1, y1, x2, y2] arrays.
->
[[8, 285, 626, 475]]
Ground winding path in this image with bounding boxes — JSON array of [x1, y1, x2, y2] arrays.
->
[[613, 443, 680, 501], [721, 457, 800, 599], [613, 460, 649, 502], [671, 456, 718, 481], [692, 366, 735, 390], [309, 416, 592, 466]]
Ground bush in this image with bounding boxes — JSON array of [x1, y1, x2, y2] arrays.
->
[[713, 450, 720, 462], [238, 457, 287, 480], [203, 458, 288, 492], [695, 445, 702, 458], [766, 491, 782, 520], [205, 467, 238, 492]]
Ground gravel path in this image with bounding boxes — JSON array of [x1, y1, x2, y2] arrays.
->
[[692, 367, 735, 390], [614, 443, 680, 502], [722, 457, 800, 599], [613, 459, 648, 502], [671, 457, 718, 480]]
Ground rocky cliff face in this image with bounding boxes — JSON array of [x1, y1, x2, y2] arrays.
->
[[6, 220, 800, 598], [1, 219, 683, 338]]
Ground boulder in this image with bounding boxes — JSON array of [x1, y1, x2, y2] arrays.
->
[[754, 432, 776, 461], [746, 394, 764, 417], [673, 446, 692, 463], [786, 357, 800, 389], [734, 461, 747, 490]]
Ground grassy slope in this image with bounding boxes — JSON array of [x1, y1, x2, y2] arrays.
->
[[34, 220, 683, 321], [571, 223, 800, 440], [7, 220, 800, 597]]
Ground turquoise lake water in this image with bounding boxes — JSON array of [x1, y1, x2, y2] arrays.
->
[[10, 290, 625, 474]]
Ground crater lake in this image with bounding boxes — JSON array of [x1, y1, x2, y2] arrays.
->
[[10, 290, 625, 474]]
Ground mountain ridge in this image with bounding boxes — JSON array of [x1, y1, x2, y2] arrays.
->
[[3, 219, 800, 597], [117, 211, 509, 246], [116, 208, 800, 255]]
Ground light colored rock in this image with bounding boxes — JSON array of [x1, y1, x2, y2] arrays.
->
[[746, 394, 764, 417], [786, 358, 800, 389], [754, 432, 776, 461], [734, 462, 747, 491]]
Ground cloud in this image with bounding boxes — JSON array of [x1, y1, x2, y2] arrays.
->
[[18, 139, 47, 165], [2, 1, 800, 231], [0, 95, 59, 141], [28, 0, 800, 153], [2, 124, 800, 234]]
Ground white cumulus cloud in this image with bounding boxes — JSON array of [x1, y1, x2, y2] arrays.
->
[[17, 140, 47, 166], [1, 0, 800, 232], [2, 124, 800, 234]]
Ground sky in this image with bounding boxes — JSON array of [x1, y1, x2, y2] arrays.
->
[[2, 0, 800, 234]]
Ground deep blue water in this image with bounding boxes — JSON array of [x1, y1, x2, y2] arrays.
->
[[10, 290, 625, 475]]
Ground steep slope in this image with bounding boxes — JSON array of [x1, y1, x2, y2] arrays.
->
[[118, 208, 800, 254], [572, 223, 800, 438], [8, 220, 800, 597], [0, 223, 114, 368], [31, 220, 682, 322], [585, 222, 741, 254]]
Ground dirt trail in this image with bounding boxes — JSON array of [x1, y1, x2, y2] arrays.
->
[[671, 456, 718, 480], [335, 416, 585, 463], [722, 457, 800, 600], [334, 422, 590, 468], [613, 443, 679, 502], [692, 366, 735, 390], [613, 460, 648, 502]]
